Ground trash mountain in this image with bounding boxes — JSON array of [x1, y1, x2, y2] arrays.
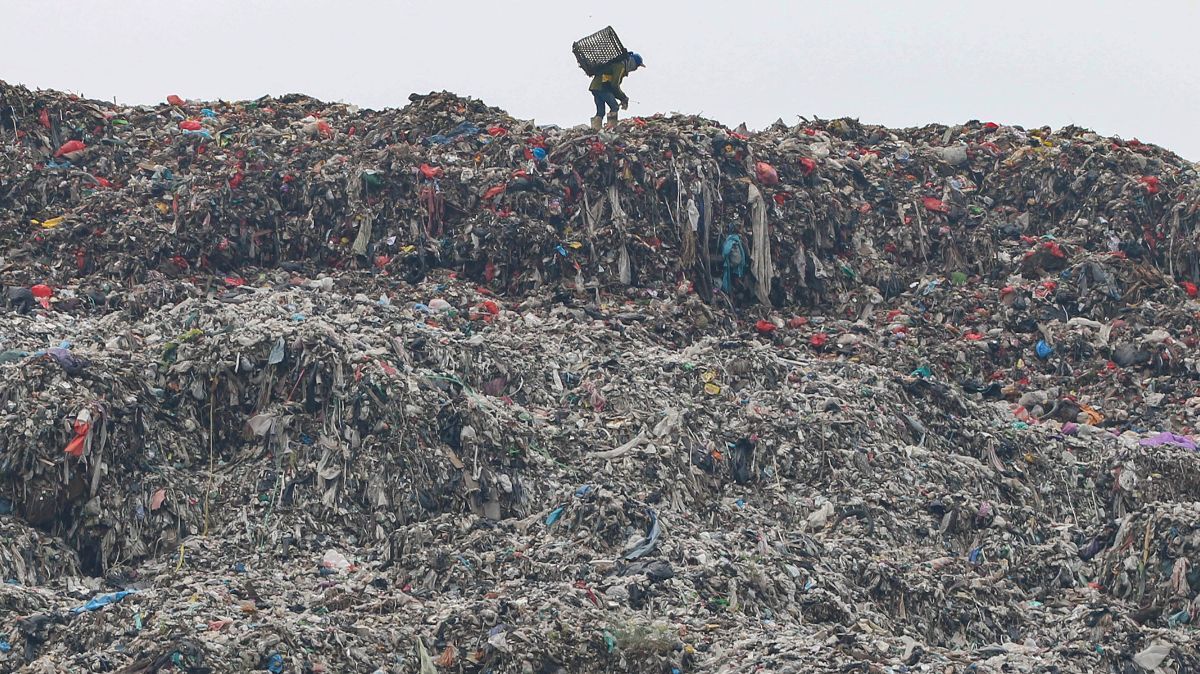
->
[[1, 79, 1199, 673]]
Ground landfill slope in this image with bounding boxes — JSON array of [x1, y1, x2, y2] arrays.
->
[[1, 80, 1200, 673]]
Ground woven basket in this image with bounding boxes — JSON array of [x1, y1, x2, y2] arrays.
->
[[572, 26, 628, 76]]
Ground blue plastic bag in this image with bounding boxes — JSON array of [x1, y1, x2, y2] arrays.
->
[[73, 590, 135, 614], [1035, 340, 1053, 359]]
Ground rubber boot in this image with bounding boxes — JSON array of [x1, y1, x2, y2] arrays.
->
[[590, 116, 602, 131], [606, 112, 619, 129]]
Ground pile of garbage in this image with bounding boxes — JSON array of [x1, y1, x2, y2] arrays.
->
[[2, 79, 1200, 672], [3, 79, 1198, 302]]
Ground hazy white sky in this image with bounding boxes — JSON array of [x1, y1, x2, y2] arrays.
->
[[4, 0, 1199, 158]]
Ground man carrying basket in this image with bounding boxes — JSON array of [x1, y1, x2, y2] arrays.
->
[[572, 27, 645, 130], [589, 51, 644, 130]]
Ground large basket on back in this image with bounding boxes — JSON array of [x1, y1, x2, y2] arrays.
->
[[572, 26, 629, 76]]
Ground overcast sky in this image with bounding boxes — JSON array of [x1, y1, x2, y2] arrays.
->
[[4, 0, 1198, 159]]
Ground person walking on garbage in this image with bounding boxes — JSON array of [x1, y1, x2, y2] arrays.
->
[[589, 52, 644, 130]]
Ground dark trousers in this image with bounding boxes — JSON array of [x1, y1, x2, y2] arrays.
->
[[592, 88, 619, 117]]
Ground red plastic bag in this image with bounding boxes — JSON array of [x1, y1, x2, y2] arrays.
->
[[754, 319, 777, 334], [39, 109, 51, 129], [64, 433, 87, 457], [166, 94, 185, 107], [798, 157, 817, 175], [179, 119, 202, 131], [482, 184, 506, 201], [32, 284, 52, 309], [1182, 281, 1198, 298], [755, 161, 779, 186], [54, 140, 86, 158], [65, 419, 90, 457], [923, 197, 948, 213], [1139, 176, 1160, 194], [810, 333, 829, 347], [1043, 241, 1066, 258], [419, 163, 443, 180]]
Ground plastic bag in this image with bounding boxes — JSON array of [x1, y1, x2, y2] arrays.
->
[[755, 161, 779, 186], [54, 140, 86, 158]]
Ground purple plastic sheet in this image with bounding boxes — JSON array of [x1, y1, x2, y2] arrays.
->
[[1138, 432, 1197, 451]]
